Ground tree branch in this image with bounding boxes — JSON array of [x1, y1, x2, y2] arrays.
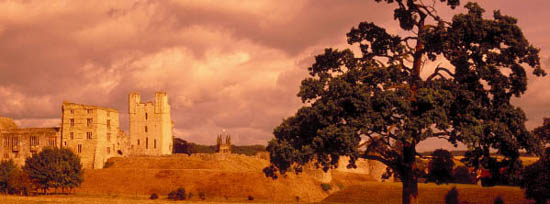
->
[[426, 65, 455, 81]]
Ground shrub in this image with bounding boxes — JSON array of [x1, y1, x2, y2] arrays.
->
[[453, 166, 474, 184], [7, 170, 31, 196], [494, 196, 504, 204], [167, 191, 176, 200], [320, 183, 332, 192], [150, 193, 158, 200], [199, 192, 206, 200], [0, 160, 18, 193], [175, 187, 186, 200], [248, 195, 254, 201], [103, 160, 114, 168], [521, 148, 550, 203], [445, 187, 459, 204], [428, 149, 455, 184]]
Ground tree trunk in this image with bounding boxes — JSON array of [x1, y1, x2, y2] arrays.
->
[[401, 142, 419, 204], [402, 174, 418, 204]]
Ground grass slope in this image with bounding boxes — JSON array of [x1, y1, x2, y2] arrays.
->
[[75, 154, 374, 203], [322, 182, 529, 204]]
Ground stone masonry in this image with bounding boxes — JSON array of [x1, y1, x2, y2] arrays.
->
[[128, 92, 173, 156], [61, 102, 128, 169], [0, 117, 60, 166]]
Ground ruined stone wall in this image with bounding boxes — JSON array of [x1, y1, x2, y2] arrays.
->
[[0, 127, 60, 166], [128, 92, 173, 156], [61, 102, 122, 169]]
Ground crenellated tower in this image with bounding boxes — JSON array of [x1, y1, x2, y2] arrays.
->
[[128, 92, 173, 155]]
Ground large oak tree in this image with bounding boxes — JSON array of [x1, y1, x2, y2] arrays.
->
[[264, 1, 546, 203]]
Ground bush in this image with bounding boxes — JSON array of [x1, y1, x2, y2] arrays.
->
[[320, 183, 332, 192], [428, 149, 455, 184], [521, 148, 550, 203], [248, 195, 254, 201], [150, 193, 158, 200], [7, 170, 31, 196], [167, 191, 176, 200], [0, 160, 31, 195], [199, 192, 206, 200], [103, 160, 114, 168], [445, 187, 459, 204], [0, 160, 18, 193], [175, 187, 186, 200], [453, 166, 474, 184]]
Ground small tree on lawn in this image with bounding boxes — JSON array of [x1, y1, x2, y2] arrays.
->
[[264, 1, 546, 204], [0, 160, 18, 193], [427, 149, 454, 184], [23, 147, 83, 194], [521, 148, 550, 204]]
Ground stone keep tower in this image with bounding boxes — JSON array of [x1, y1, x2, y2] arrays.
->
[[128, 92, 173, 155], [61, 102, 121, 169]]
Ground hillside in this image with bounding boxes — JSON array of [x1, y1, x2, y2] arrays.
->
[[76, 154, 375, 202], [322, 182, 529, 204]]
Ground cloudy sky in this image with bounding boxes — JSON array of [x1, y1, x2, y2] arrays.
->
[[0, 0, 549, 151]]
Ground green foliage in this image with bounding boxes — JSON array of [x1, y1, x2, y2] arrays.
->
[[173, 138, 266, 156], [265, 1, 544, 203], [452, 166, 473, 184], [23, 147, 83, 193], [199, 192, 206, 200], [320, 183, 332, 192], [0, 160, 18, 193], [167, 191, 176, 200], [533, 119, 550, 144], [150, 193, 158, 200], [0, 160, 31, 195], [428, 149, 455, 184], [175, 187, 186, 200], [521, 148, 550, 203]]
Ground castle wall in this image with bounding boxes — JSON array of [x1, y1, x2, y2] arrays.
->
[[128, 92, 173, 156], [61, 102, 123, 169], [0, 127, 60, 166]]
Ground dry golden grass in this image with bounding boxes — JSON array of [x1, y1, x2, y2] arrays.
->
[[322, 181, 529, 204], [74, 154, 375, 203]]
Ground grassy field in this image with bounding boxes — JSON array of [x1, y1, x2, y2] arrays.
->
[[0, 182, 530, 204], [322, 181, 530, 204]]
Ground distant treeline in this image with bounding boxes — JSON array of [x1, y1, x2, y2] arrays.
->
[[419, 150, 534, 157], [173, 138, 266, 156]]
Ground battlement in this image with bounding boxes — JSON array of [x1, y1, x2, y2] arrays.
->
[[128, 91, 173, 156]]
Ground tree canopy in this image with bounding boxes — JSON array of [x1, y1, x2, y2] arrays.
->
[[23, 147, 83, 193], [427, 149, 454, 184], [265, 1, 545, 203], [521, 148, 550, 204]]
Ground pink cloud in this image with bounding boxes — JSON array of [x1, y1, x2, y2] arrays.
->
[[0, 0, 548, 150]]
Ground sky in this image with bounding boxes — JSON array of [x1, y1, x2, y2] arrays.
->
[[0, 0, 549, 152]]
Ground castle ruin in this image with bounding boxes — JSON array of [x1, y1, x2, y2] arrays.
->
[[61, 102, 128, 169], [0, 91, 174, 169], [0, 117, 60, 166], [128, 92, 173, 156]]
